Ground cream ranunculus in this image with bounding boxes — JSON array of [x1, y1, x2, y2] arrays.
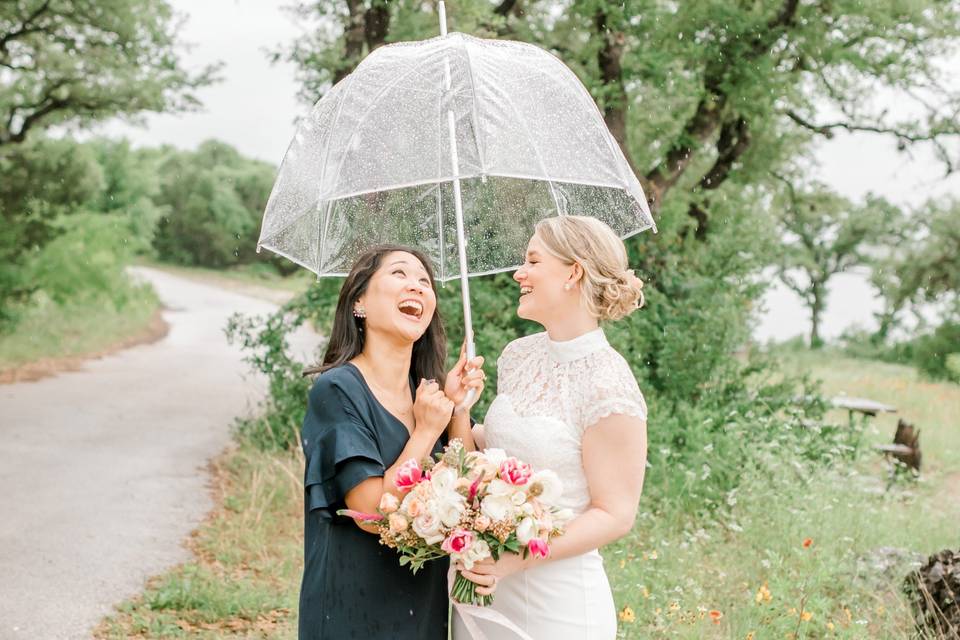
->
[[516, 516, 538, 544], [461, 538, 492, 570], [412, 512, 445, 545]]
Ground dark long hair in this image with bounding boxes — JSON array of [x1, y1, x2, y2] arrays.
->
[[304, 244, 447, 384]]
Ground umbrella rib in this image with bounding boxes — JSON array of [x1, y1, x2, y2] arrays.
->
[[459, 36, 487, 175]]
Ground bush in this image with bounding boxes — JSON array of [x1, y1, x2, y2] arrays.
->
[[27, 212, 138, 308]]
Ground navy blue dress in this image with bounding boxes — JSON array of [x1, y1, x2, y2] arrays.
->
[[298, 363, 448, 639]]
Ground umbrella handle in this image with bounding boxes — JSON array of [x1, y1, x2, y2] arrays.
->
[[454, 337, 477, 414]]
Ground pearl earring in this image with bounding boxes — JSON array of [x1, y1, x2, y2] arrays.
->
[[563, 283, 572, 291], [353, 305, 366, 319]]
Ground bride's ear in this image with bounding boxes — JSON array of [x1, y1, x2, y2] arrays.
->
[[567, 262, 584, 288]]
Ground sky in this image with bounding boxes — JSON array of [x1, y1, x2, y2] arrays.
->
[[98, 0, 960, 343]]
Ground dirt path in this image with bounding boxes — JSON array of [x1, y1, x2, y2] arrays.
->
[[0, 266, 320, 640]]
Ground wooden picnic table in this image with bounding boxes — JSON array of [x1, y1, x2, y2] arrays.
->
[[831, 396, 898, 417]]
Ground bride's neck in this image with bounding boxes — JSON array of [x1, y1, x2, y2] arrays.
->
[[542, 312, 599, 342]]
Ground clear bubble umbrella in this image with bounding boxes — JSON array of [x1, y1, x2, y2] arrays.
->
[[257, 2, 656, 367]]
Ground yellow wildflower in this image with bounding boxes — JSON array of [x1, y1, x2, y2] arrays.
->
[[801, 611, 813, 621], [618, 606, 636, 623]]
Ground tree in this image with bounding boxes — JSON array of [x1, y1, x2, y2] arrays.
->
[[773, 178, 902, 348], [151, 141, 278, 268], [871, 198, 960, 340], [273, 0, 960, 241], [0, 0, 217, 149]]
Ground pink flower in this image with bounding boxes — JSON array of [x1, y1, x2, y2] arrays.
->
[[500, 457, 533, 486], [441, 528, 475, 555], [527, 538, 550, 559], [474, 515, 492, 532], [395, 458, 423, 493], [379, 493, 400, 513]]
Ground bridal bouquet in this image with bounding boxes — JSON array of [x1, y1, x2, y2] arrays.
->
[[339, 438, 572, 606]]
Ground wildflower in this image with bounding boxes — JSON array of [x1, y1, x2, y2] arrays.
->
[[826, 622, 835, 630], [755, 583, 772, 604], [618, 606, 636, 623], [641, 586, 650, 599], [709, 609, 723, 624], [802, 537, 813, 549], [746, 633, 755, 640], [801, 611, 813, 621]]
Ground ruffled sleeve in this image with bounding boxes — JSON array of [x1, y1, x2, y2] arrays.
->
[[577, 350, 648, 431], [301, 374, 385, 519]]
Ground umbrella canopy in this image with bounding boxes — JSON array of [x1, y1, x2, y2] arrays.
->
[[257, 31, 656, 281]]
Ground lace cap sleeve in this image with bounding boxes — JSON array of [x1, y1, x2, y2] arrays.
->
[[577, 350, 648, 431]]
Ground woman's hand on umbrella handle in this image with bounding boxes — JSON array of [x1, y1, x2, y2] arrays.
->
[[444, 338, 485, 413]]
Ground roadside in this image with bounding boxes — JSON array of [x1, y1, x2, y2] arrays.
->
[[0, 266, 321, 640]]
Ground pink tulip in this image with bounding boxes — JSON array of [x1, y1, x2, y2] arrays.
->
[[441, 528, 475, 555], [337, 509, 383, 522], [394, 458, 423, 493], [500, 457, 533, 486], [527, 538, 550, 559]]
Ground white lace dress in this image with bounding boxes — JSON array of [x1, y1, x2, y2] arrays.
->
[[453, 328, 647, 640]]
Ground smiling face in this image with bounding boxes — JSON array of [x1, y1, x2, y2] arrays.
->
[[356, 251, 437, 343], [513, 232, 579, 324]]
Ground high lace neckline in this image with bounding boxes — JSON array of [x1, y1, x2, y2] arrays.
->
[[546, 327, 608, 363]]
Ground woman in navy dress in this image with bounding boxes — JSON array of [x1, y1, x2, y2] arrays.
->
[[298, 244, 485, 639]]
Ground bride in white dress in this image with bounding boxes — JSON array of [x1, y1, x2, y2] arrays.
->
[[453, 216, 649, 639]]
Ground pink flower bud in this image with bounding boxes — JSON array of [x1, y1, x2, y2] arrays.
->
[[379, 493, 400, 514], [527, 538, 550, 559], [388, 513, 409, 533]]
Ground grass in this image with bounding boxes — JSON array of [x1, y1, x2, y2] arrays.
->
[[95, 447, 304, 639], [0, 286, 162, 377], [96, 351, 960, 639]]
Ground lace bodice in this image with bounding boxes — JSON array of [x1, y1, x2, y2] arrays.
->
[[482, 328, 647, 515]]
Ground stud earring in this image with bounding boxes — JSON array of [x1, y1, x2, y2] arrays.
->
[[563, 283, 572, 291], [353, 305, 366, 319]]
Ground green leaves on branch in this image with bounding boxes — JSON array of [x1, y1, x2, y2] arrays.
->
[[0, 0, 219, 148]]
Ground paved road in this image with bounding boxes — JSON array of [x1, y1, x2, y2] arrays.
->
[[0, 267, 321, 640]]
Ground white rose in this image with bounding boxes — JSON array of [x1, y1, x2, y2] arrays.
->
[[431, 493, 466, 528], [516, 517, 537, 544], [430, 466, 458, 493], [520, 503, 535, 516], [530, 469, 563, 504], [461, 539, 492, 570], [482, 448, 508, 468], [412, 513, 445, 545], [480, 494, 514, 522], [486, 478, 513, 497], [510, 490, 528, 506]]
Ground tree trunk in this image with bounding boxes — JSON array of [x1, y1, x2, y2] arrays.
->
[[810, 282, 825, 349]]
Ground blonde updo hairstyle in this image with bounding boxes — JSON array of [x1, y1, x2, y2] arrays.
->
[[534, 215, 645, 322]]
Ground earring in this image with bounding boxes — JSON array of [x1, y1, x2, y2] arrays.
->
[[563, 283, 572, 291], [353, 305, 366, 319]]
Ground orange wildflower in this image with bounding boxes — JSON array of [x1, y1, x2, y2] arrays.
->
[[802, 538, 813, 548], [709, 610, 723, 624]]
